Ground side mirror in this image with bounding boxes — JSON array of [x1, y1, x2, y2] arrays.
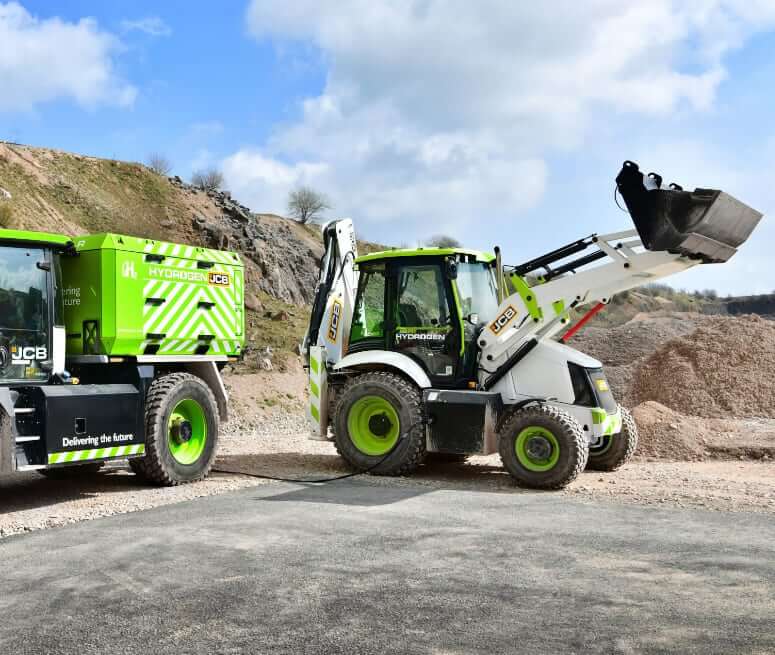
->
[[467, 313, 480, 326], [445, 258, 457, 279], [36, 261, 51, 272]]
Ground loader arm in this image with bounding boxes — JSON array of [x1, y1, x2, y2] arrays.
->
[[478, 160, 763, 389]]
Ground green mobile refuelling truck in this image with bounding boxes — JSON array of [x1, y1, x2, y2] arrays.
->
[[0, 229, 244, 484]]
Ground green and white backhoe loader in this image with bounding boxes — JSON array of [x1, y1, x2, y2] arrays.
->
[[0, 231, 244, 484], [302, 161, 763, 489]]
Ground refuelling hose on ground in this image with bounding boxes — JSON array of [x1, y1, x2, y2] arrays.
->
[[212, 420, 425, 485]]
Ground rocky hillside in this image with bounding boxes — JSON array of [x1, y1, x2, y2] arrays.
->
[[0, 141, 327, 306]]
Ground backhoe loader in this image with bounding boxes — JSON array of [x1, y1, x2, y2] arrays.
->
[[302, 161, 763, 489]]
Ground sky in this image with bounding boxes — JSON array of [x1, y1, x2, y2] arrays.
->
[[2, 1, 775, 295]]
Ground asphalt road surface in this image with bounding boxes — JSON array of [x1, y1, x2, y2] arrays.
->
[[1, 480, 773, 654]]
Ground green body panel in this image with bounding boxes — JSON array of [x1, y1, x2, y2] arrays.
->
[[61, 234, 244, 357], [0, 228, 72, 247], [356, 247, 495, 265], [509, 273, 542, 321]]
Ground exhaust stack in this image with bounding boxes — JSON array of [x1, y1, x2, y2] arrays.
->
[[616, 160, 763, 263]]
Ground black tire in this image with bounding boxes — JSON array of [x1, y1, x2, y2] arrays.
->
[[333, 371, 426, 476], [586, 405, 638, 471], [498, 404, 588, 490], [131, 373, 219, 486], [39, 463, 104, 478]]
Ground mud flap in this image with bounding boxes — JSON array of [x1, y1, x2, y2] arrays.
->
[[616, 160, 763, 263], [308, 345, 329, 440]]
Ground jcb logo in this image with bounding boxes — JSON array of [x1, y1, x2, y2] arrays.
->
[[489, 305, 518, 335], [208, 272, 230, 286], [327, 300, 342, 342], [12, 346, 48, 362]]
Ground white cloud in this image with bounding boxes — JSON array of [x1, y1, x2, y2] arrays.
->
[[222, 149, 329, 215], [232, 1, 775, 267], [120, 16, 171, 38], [0, 2, 136, 112]]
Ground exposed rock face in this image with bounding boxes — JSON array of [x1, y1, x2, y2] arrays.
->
[[174, 176, 324, 306]]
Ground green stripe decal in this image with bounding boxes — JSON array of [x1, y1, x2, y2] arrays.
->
[[310, 357, 319, 374], [310, 404, 320, 421], [310, 379, 320, 398], [47, 444, 145, 465]]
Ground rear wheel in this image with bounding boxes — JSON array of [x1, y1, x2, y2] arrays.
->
[[498, 404, 588, 489], [586, 406, 638, 471], [131, 373, 219, 486], [333, 371, 425, 476]]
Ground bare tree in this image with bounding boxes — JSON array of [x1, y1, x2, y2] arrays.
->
[[147, 153, 172, 176], [287, 186, 331, 224], [191, 168, 225, 192], [426, 234, 462, 248]]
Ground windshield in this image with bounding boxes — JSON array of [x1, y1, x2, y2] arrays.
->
[[0, 245, 49, 382], [455, 261, 499, 324]]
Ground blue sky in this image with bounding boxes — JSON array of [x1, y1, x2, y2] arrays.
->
[[2, 1, 775, 295]]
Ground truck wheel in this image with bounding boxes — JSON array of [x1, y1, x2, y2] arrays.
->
[[132, 373, 219, 486], [39, 463, 104, 478], [586, 406, 638, 471], [498, 404, 588, 489], [333, 371, 425, 476]]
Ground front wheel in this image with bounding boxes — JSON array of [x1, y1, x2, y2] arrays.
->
[[586, 406, 638, 471], [130, 373, 219, 486], [498, 404, 588, 489]]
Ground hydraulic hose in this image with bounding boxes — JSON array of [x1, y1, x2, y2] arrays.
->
[[212, 419, 425, 485]]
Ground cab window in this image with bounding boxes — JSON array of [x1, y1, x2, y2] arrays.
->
[[350, 264, 386, 344]]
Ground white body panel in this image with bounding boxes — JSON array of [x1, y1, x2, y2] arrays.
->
[[335, 351, 432, 389], [488, 340, 601, 404], [52, 326, 66, 375]]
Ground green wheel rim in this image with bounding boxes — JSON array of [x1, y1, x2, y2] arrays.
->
[[168, 399, 208, 465], [515, 426, 560, 472], [347, 395, 400, 456]]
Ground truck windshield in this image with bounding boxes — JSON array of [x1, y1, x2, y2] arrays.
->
[[0, 246, 49, 382], [455, 261, 499, 324]]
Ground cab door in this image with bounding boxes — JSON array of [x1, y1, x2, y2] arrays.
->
[[389, 259, 461, 387]]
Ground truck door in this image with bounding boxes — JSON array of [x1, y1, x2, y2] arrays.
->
[[0, 245, 51, 383], [390, 260, 461, 386]]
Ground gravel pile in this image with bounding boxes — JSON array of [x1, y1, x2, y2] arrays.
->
[[571, 314, 703, 404], [630, 315, 775, 418]]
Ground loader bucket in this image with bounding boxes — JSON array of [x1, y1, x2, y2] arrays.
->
[[615, 160, 763, 263]]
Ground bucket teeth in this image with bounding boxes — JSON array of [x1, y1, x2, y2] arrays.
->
[[616, 160, 763, 263]]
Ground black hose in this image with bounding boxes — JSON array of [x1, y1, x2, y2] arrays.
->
[[212, 420, 425, 485]]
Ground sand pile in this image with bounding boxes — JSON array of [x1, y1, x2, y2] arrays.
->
[[631, 402, 710, 460], [571, 314, 704, 404], [630, 315, 775, 418]]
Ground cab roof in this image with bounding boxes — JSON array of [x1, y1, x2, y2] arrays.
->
[[356, 247, 495, 265], [0, 228, 72, 248]]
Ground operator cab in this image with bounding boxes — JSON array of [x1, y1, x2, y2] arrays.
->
[[0, 230, 70, 386], [348, 248, 499, 388]]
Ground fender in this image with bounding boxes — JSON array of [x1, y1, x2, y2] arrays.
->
[[334, 351, 432, 389]]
